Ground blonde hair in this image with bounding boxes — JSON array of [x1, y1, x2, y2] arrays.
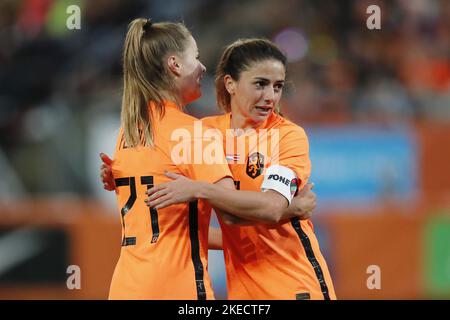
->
[[121, 18, 191, 147], [215, 38, 287, 114]]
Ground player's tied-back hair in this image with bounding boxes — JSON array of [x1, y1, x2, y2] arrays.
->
[[121, 18, 191, 147]]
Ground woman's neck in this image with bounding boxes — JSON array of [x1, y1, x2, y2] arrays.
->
[[160, 91, 184, 109], [230, 108, 267, 131]]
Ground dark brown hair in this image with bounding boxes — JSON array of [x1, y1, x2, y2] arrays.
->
[[215, 38, 287, 113]]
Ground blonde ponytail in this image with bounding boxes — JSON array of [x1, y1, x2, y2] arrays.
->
[[121, 18, 191, 147]]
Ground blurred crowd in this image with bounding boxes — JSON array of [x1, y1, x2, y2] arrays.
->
[[0, 0, 449, 196]]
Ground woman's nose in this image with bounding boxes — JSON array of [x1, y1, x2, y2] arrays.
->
[[264, 86, 275, 102]]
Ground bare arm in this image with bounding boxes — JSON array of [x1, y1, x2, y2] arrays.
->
[[101, 154, 315, 225], [198, 177, 288, 224], [99, 153, 260, 224], [202, 179, 315, 224], [147, 172, 301, 224]]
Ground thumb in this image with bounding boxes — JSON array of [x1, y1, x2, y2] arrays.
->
[[302, 183, 313, 192], [164, 170, 182, 180], [100, 153, 113, 165]]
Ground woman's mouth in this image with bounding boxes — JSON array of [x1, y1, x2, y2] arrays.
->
[[254, 106, 272, 114]]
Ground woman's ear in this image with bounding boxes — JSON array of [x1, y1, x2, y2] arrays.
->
[[167, 55, 181, 76], [224, 75, 235, 95]]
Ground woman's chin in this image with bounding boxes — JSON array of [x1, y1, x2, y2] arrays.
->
[[251, 110, 272, 123]]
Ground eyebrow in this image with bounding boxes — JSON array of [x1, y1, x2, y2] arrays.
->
[[253, 77, 285, 83]]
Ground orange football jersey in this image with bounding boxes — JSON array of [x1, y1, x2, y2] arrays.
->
[[109, 101, 232, 300], [202, 112, 336, 300]]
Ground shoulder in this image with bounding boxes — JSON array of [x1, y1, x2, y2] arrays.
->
[[165, 108, 200, 125], [201, 113, 228, 130], [160, 108, 202, 134], [270, 114, 308, 141]]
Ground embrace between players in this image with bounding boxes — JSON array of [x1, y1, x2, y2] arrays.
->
[[99, 18, 336, 300]]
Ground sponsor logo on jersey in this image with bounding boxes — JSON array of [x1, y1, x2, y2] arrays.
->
[[246, 152, 264, 179]]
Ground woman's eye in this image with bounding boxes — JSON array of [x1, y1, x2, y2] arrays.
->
[[255, 81, 265, 88]]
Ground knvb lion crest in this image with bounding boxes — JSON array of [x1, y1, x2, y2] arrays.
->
[[246, 152, 264, 179]]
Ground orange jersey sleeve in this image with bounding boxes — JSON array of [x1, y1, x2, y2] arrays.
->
[[273, 123, 311, 191]]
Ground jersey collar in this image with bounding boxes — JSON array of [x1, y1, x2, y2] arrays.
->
[[228, 111, 281, 132]]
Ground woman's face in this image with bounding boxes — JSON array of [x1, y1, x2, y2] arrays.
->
[[228, 59, 285, 124], [177, 36, 206, 105]]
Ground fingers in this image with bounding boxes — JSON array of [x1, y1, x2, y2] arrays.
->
[[100, 167, 110, 178], [146, 189, 169, 202], [100, 163, 111, 171], [154, 199, 175, 210], [298, 182, 315, 195], [102, 177, 115, 190], [99, 154, 114, 191], [99, 159, 115, 190], [310, 192, 317, 208], [299, 211, 312, 220], [146, 194, 174, 210], [164, 171, 182, 180], [103, 183, 115, 191], [297, 183, 312, 196], [100, 168, 114, 184], [146, 183, 168, 196], [310, 200, 317, 211], [100, 153, 113, 165]]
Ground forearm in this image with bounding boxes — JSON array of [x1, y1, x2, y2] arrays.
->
[[215, 196, 297, 225], [197, 182, 286, 223], [214, 208, 255, 226]]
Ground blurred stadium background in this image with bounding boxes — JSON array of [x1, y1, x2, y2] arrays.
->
[[0, 0, 449, 299]]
